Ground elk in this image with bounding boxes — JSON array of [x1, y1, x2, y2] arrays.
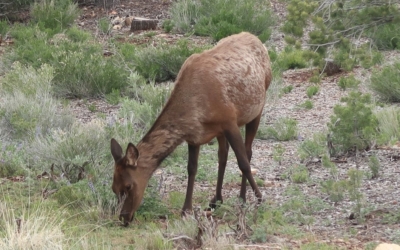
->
[[110, 32, 272, 226]]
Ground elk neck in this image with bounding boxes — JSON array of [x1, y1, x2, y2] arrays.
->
[[136, 115, 186, 170]]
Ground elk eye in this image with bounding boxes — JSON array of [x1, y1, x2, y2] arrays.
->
[[126, 184, 132, 191]]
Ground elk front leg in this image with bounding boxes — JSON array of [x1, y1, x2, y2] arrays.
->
[[182, 144, 200, 215], [209, 135, 229, 209]]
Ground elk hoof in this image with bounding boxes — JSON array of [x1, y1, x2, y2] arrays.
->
[[208, 196, 223, 210]]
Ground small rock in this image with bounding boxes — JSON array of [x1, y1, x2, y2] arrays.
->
[[113, 25, 122, 30], [375, 243, 400, 250], [251, 168, 258, 175]]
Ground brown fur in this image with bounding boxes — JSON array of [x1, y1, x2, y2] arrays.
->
[[110, 32, 272, 226]]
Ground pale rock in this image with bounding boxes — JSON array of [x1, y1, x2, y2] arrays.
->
[[375, 243, 400, 250]]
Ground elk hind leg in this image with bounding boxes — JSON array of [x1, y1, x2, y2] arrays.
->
[[223, 123, 262, 203]]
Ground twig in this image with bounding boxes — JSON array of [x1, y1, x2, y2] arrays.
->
[[232, 244, 282, 249]]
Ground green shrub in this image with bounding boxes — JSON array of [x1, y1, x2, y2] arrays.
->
[[290, 165, 309, 183], [170, 0, 274, 42], [299, 100, 313, 109], [120, 75, 171, 129], [320, 179, 347, 202], [53, 181, 93, 209], [0, 0, 34, 20], [306, 85, 319, 98], [367, 23, 400, 50], [52, 41, 129, 98], [375, 106, 400, 145], [31, 0, 80, 35], [162, 19, 174, 33], [370, 63, 400, 102], [281, 85, 293, 95], [368, 154, 380, 179], [0, 20, 10, 36], [132, 39, 206, 82], [272, 143, 285, 165], [28, 120, 108, 178], [168, 0, 200, 33], [0, 142, 28, 177], [65, 25, 92, 42], [338, 74, 360, 91], [5, 23, 126, 98], [327, 92, 378, 155], [276, 48, 308, 70], [97, 17, 111, 34], [6, 25, 53, 69], [261, 117, 298, 141], [298, 132, 326, 161], [0, 63, 74, 140]]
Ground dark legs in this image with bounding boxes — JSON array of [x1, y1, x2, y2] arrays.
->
[[182, 144, 200, 214], [241, 114, 262, 202], [224, 116, 262, 203], [209, 136, 229, 208], [209, 114, 263, 208]]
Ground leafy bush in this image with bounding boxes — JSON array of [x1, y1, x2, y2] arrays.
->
[[338, 74, 360, 91], [97, 17, 111, 34], [370, 63, 400, 102], [368, 155, 380, 179], [132, 39, 207, 82], [170, 0, 274, 42], [0, 141, 28, 177], [31, 0, 80, 35], [306, 85, 319, 98], [367, 23, 400, 50], [5, 25, 128, 98], [281, 85, 293, 95], [65, 25, 92, 42], [298, 132, 327, 161], [120, 74, 172, 129], [290, 165, 309, 183], [0, 0, 34, 20], [6, 25, 53, 69], [275, 48, 308, 70], [260, 117, 298, 141], [28, 120, 108, 178], [375, 106, 400, 145], [0, 63, 74, 140], [168, 0, 199, 33], [52, 43, 129, 97], [282, 0, 398, 72], [299, 100, 313, 109], [0, 20, 10, 36], [327, 92, 378, 155]]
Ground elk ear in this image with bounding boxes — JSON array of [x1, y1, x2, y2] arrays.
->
[[126, 143, 139, 166], [110, 138, 123, 162]]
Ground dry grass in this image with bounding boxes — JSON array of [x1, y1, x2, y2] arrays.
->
[[0, 202, 65, 250]]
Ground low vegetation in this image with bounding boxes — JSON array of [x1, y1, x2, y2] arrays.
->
[[168, 0, 275, 42]]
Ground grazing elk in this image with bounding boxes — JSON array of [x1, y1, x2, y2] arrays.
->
[[111, 32, 272, 226]]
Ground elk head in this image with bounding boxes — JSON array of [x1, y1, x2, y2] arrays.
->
[[110, 138, 150, 226]]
